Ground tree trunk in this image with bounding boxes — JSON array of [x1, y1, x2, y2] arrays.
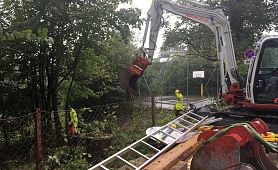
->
[[51, 42, 64, 145], [52, 84, 63, 145], [64, 40, 84, 130]]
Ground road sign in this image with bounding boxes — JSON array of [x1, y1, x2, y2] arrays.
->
[[244, 48, 255, 59]]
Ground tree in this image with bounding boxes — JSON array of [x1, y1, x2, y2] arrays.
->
[[216, 0, 277, 55], [163, 21, 217, 61], [59, 34, 139, 107], [143, 55, 218, 96], [164, 0, 277, 58], [0, 0, 142, 144]]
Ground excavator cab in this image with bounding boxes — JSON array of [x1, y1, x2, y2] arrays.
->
[[247, 36, 278, 105], [119, 54, 151, 96]]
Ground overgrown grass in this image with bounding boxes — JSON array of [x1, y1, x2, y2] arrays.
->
[[0, 105, 176, 169], [105, 108, 175, 157], [94, 107, 175, 169]]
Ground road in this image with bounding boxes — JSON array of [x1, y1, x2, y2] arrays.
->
[[154, 96, 204, 109]]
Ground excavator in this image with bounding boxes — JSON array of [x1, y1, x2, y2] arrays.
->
[[119, 0, 278, 115], [110, 0, 278, 169]]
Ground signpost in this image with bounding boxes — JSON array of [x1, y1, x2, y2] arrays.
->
[[244, 48, 255, 65], [193, 71, 205, 98]]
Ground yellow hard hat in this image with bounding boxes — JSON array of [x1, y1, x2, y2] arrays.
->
[[175, 89, 180, 93]]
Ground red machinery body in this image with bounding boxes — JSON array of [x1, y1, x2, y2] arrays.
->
[[223, 82, 245, 105], [243, 102, 278, 112], [191, 118, 278, 170], [119, 55, 150, 96], [223, 82, 278, 113], [129, 56, 150, 76]]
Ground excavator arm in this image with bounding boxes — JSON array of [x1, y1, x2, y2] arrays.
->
[[120, 0, 242, 100]]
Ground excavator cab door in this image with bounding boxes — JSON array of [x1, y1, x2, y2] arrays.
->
[[252, 38, 278, 104], [119, 55, 151, 97]]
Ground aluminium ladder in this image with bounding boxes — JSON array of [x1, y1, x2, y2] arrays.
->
[[89, 110, 208, 170]]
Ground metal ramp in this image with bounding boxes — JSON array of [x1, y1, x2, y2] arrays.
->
[[89, 111, 208, 170]]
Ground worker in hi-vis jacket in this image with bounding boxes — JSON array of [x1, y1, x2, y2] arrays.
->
[[175, 89, 183, 117], [67, 107, 78, 135]]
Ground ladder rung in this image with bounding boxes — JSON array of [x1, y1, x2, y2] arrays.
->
[[158, 130, 177, 139], [179, 118, 194, 125], [141, 141, 160, 152], [184, 115, 200, 122], [189, 111, 204, 119], [100, 165, 109, 170], [116, 155, 137, 169], [175, 122, 188, 129], [130, 148, 150, 160], [167, 126, 183, 134], [150, 135, 168, 145]]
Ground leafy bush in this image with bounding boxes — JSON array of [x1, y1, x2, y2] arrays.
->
[[78, 110, 118, 137], [46, 146, 90, 170]]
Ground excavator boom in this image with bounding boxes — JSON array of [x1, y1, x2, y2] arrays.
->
[[120, 0, 240, 98]]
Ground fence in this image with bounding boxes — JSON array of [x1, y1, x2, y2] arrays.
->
[[0, 112, 36, 169], [0, 96, 176, 169]]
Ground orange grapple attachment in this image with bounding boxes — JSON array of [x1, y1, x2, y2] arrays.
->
[[119, 56, 150, 97]]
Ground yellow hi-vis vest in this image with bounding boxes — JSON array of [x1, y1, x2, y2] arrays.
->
[[70, 108, 78, 128], [175, 92, 183, 111]]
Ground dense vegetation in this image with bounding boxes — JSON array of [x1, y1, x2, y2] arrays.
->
[[0, 0, 142, 143]]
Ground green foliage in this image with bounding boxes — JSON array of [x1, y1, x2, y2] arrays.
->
[[143, 55, 218, 96], [59, 35, 138, 107], [156, 109, 176, 126], [0, 160, 36, 170], [0, 0, 142, 142], [0, 28, 53, 42], [237, 59, 249, 77], [215, 99, 228, 108], [46, 146, 89, 170], [110, 8, 143, 43], [163, 23, 217, 61], [78, 110, 118, 137], [0, 0, 142, 167], [106, 107, 175, 155]]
